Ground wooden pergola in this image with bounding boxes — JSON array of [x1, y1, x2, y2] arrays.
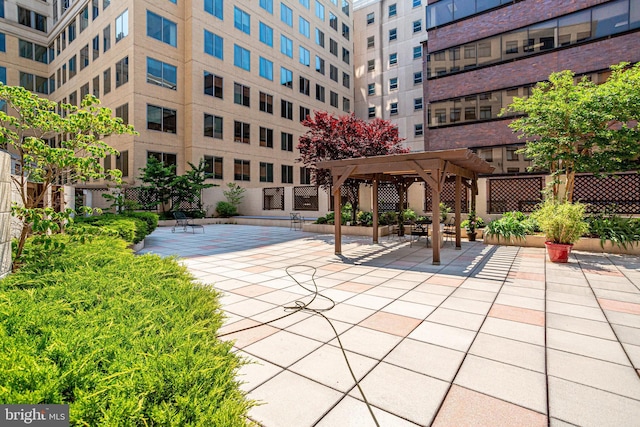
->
[[315, 148, 495, 265]]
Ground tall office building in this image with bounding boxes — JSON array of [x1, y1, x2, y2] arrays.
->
[[353, 0, 427, 152], [424, 0, 640, 173], [0, 0, 354, 214]]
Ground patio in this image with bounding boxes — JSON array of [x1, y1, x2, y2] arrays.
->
[[140, 224, 640, 427]]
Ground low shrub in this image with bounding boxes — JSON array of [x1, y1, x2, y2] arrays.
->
[[122, 211, 159, 235], [379, 211, 397, 226], [0, 237, 252, 425], [315, 216, 328, 224], [485, 211, 538, 242], [216, 201, 237, 218], [531, 200, 589, 244], [586, 212, 640, 249], [71, 214, 148, 243], [356, 211, 373, 226]]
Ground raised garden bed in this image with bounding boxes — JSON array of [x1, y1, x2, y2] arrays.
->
[[484, 234, 640, 255]]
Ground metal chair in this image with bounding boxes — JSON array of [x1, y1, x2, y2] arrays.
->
[[290, 212, 304, 230], [172, 211, 204, 233], [409, 222, 430, 247]]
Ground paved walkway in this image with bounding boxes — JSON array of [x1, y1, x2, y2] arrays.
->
[[141, 225, 640, 427]]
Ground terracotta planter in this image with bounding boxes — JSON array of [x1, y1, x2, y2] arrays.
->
[[545, 241, 573, 263]]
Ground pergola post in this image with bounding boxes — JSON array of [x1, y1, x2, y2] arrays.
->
[[455, 175, 462, 249], [431, 170, 441, 265], [333, 184, 342, 255], [372, 177, 379, 243]]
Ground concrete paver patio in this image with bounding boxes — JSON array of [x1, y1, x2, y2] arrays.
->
[[141, 224, 640, 427]]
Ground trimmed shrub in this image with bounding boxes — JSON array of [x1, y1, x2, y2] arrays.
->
[[216, 201, 237, 218], [122, 211, 159, 235], [0, 237, 252, 425], [71, 214, 148, 243]]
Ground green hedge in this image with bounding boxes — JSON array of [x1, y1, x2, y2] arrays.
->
[[0, 237, 251, 426], [71, 213, 154, 243]]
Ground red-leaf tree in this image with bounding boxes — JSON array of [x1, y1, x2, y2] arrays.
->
[[298, 111, 408, 220]]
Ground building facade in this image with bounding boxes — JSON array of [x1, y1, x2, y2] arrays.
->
[[353, 0, 427, 152], [0, 0, 355, 215], [424, 0, 640, 174]]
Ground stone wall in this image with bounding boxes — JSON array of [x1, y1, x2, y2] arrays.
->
[[0, 151, 11, 278]]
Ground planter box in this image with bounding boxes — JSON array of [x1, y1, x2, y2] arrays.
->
[[128, 238, 145, 253], [302, 223, 393, 237], [484, 234, 640, 255]]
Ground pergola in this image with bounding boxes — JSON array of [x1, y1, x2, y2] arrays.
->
[[315, 148, 495, 265]]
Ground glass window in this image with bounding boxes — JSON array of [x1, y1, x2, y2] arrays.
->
[[389, 28, 397, 41], [315, 1, 325, 20], [103, 25, 111, 52], [558, 10, 592, 46], [299, 76, 310, 95], [204, 72, 223, 98], [389, 53, 398, 66], [204, 156, 223, 180], [330, 64, 338, 81], [234, 121, 250, 143], [282, 164, 294, 184], [316, 28, 325, 47], [342, 0, 350, 16], [103, 68, 111, 94], [368, 106, 375, 118], [234, 83, 250, 107], [414, 124, 423, 136], [92, 0, 99, 19], [414, 71, 422, 84], [367, 12, 374, 25], [92, 35, 99, 60], [329, 12, 338, 30], [69, 55, 77, 79], [427, 0, 452, 28], [281, 35, 293, 57], [343, 97, 350, 113], [115, 9, 128, 42], [413, 46, 422, 59], [315, 84, 325, 102], [390, 102, 398, 115], [234, 159, 250, 181], [234, 44, 250, 70], [367, 36, 374, 48], [413, 20, 421, 33], [260, 162, 273, 182], [260, 92, 273, 113], [342, 47, 350, 64], [281, 132, 293, 151], [300, 167, 312, 185], [115, 103, 128, 125], [260, 0, 273, 14], [80, 45, 89, 69], [281, 67, 293, 88], [300, 106, 310, 121], [300, 0, 310, 9], [147, 11, 177, 47], [19, 40, 33, 59], [330, 38, 338, 56], [204, 113, 223, 138], [92, 75, 99, 98], [259, 57, 273, 80], [260, 22, 273, 46], [281, 3, 293, 26], [388, 3, 396, 17], [342, 72, 350, 88], [300, 46, 310, 66], [414, 97, 423, 111], [115, 56, 128, 87], [342, 23, 350, 40], [234, 7, 250, 34], [147, 57, 177, 90], [147, 104, 177, 133], [592, 0, 629, 38], [367, 83, 374, 95], [389, 77, 398, 90], [68, 21, 76, 43], [299, 17, 310, 37], [205, 0, 223, 19], [80, 6, 89, 32], [315, 56, 325, 74], [260, 127, 274, 148], [330, 91, 338, 108]]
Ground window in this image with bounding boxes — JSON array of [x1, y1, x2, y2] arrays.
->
[[234, 7, 250, 34], [414, 124, 423, 136], [300, 106, 310, 122], [19, 72, 34, 91], [116, 10, 129, 42], [205, 0, 223, 19], [343, 97, 350, 113], [414, 71, 423, 84], [80, 45, 89, 70], [260, 162, 274, 182], [281, 3, 293, 26], [259, 22, 273, 46], [413, 19, 421, 33], [115, 150, 129, 177], [315, 1, 325, 20], [234, 159, 250, 181], [281, 35, 293, 57], [342, 72, 350, 88], [204, 156, 223, 179], [234, 83, 250, 107], [329, 12, 338, 30], [367, 60, 375, 72], [389, 53, 398, 66], [315, 56, 325, 74], [388, 3, 397, 17], [367, 83, 375, 95], [80, 6, 89, 32], [315, 84, 325, 102], [315, 28, 325, 47], [342, 23, 350, 40], [147, 57, 177, 90], [299, 76, 310, 95], [18, 7, 47, 32], [92, 35, 99, 60], [413, 46, 422, 59], [413, 0, 421, 7], [330, 38, 338, 56], [342, 48, 350, 64], [204, 30, 224, 59], [366, 12, 374, 24], [389, 28, 397, 41], [367, 36, 374, 48], [62, 64, 67, 85], [281, 67, 293, 88], [204, 72, 223, 98], [69, 21, 77, 43], [390, 102, 398, 115], [204, 113, 223, 138], [260, 0, 273, 14], [234, 121, 250, 143], [330, 91, 338, 108], [260, 92, 273, 113], [69, 55, 77, 79], [103, 25, 111, 52], [148, 152, 177, 169], [300, 0, 310, 8], [260, 127, 274, 148], [19, 40, 33, 60], [257, 57, 273, 81], [342, 0, 350, 15], [115, 56, 128, 87], [281, 132, 293, 151], [299, 46, 310, 66], [450, 108, 461, 122], [103, 68, 111, 94], [330, 65, 338, 82], [92, 0, 99, 19], [0, 34, 5, 53], [300, 167, 312, 184], [389, 77, 398, 90], [234, 44, 250, 71], [368, 106, 375, 118], [147, 11, 177, 47], [147, 105, 177, 133], [103, 0, 110, 10], [299, 17, 310, 37], [281, 99, 293, 119], [115, 103, 128, 125], [414, 97, 423, 111], [281, 165, 293, 184], [92, 75, 99, 98], [507, 147, 519, 161]]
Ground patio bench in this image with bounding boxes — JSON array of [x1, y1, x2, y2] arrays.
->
[[172, 211, 204, 233]]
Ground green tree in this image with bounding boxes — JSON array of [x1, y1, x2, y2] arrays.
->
[[0, 85, 137, 270], [171, 159, 216, 214], [138, 157, 175, 213], [502, 62, 640, 201]]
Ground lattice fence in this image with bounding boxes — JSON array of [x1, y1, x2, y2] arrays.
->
[[263, 187, 284, 210], [329, 185, 360, 211], [487, 176, 544, 213], [171, 194, 201, 212], [293, 186, 319, 211], [124, 187, 158, 211], [378, 183, 400, 212], [574, 173, 640, 214], [425, 179, 469, 213]]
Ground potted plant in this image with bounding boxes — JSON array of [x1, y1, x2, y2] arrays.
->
[[438, 202, 451, 223], [531, 199, 589, 263], [465, 210, 478, 241]]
